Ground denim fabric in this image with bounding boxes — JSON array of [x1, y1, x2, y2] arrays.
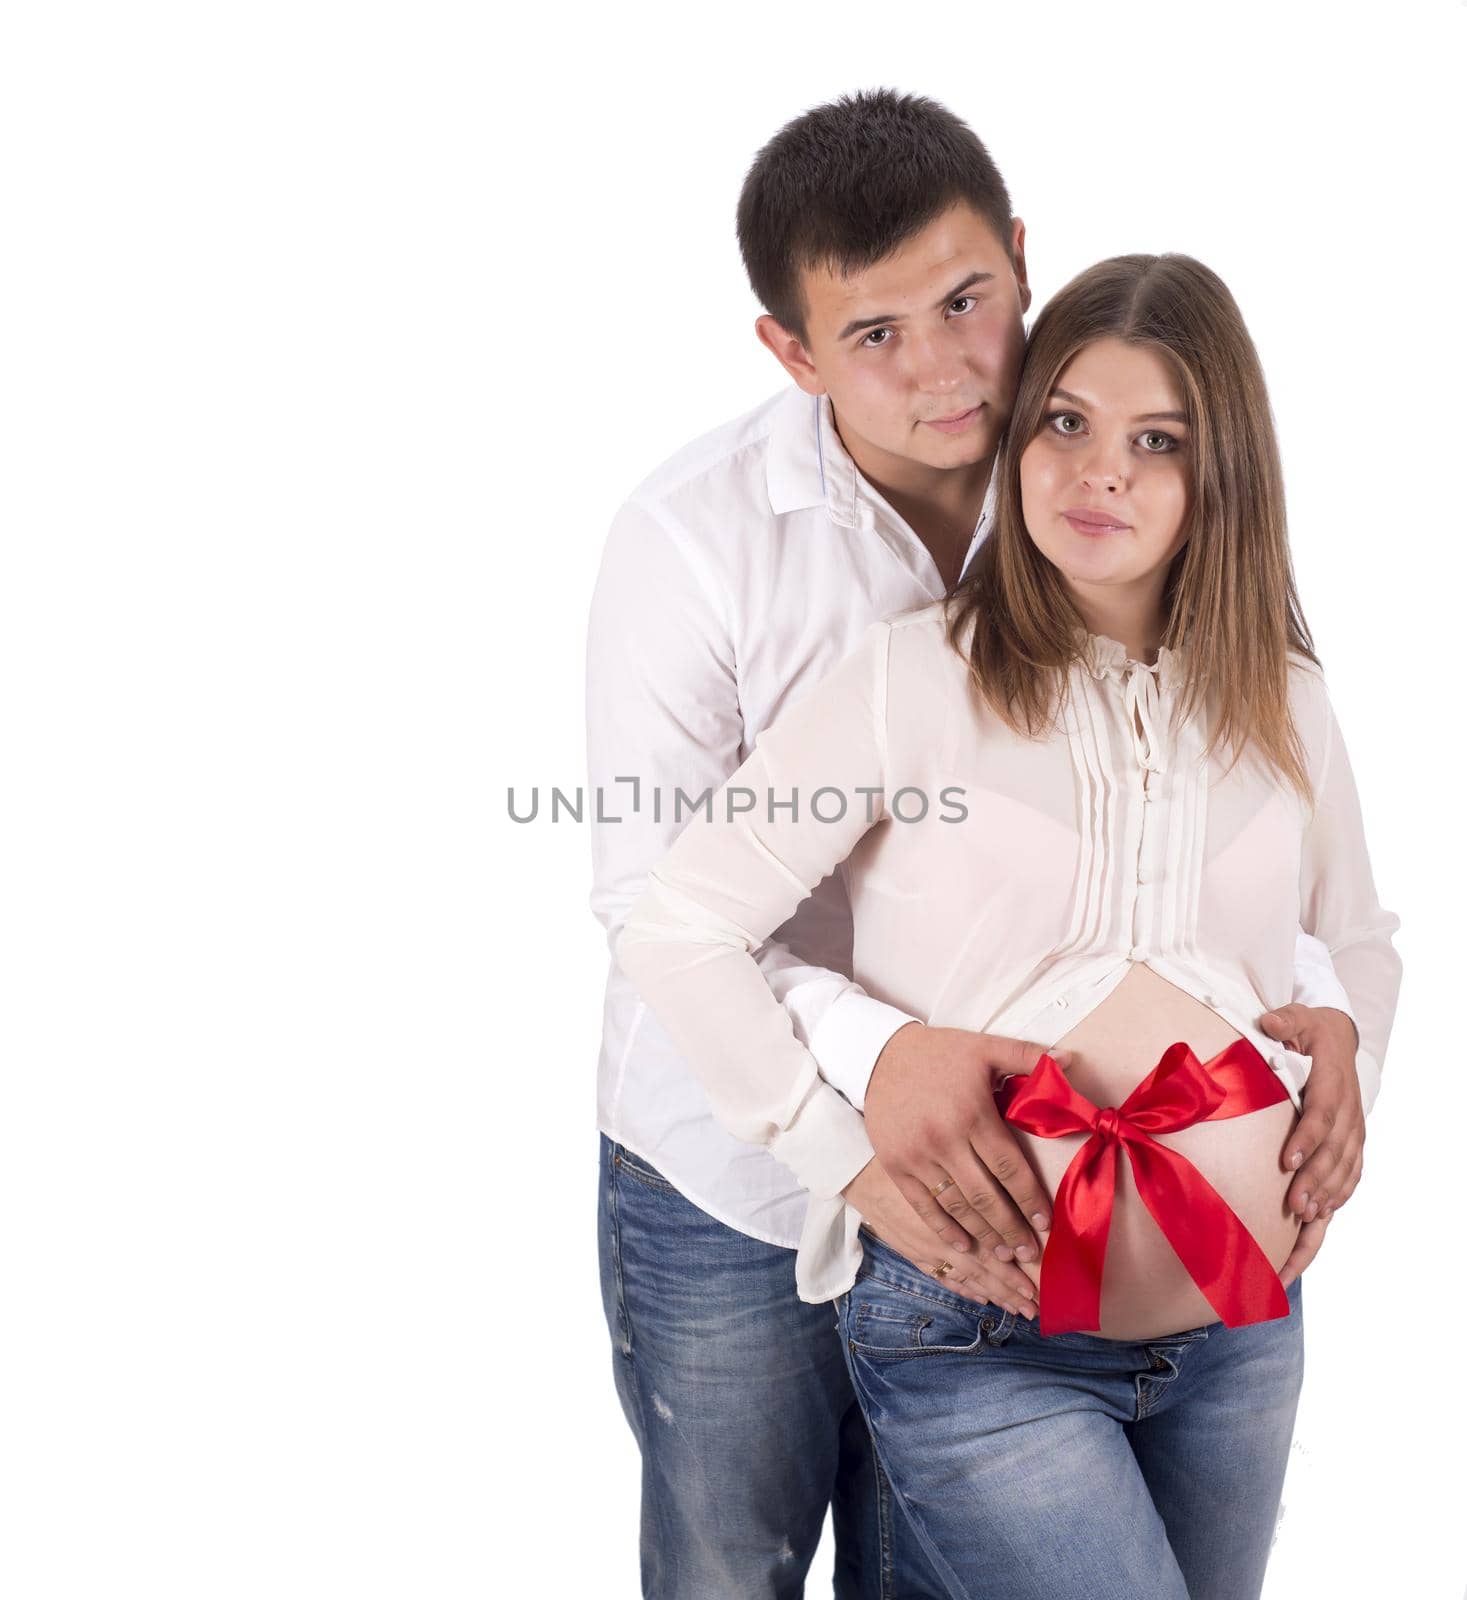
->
[[596, 1133, 952, 1598], [837, 1227, 1305, 1600]]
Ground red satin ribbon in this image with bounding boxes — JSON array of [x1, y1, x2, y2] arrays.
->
[[995, 1039, 1292, 1337]]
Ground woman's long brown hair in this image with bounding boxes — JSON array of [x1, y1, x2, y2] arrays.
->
[[945, 253, 1318, 798]]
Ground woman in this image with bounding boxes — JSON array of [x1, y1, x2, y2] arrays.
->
[[615, 254, 1402, 1599]]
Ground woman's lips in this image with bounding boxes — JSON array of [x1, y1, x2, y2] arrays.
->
[[1061, 508, 1132, 535], [923, 405, 983, 435]]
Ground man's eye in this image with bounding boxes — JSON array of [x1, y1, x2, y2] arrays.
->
[[1139, 430, 1179, 453], [949, 295, 977, 315], [861, 328, 892, 348]]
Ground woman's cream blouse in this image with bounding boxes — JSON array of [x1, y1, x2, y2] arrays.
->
[[615, 600, 1403, 1303]]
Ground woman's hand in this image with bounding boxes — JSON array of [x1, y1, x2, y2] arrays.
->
[[1278, 1212, 1333, 1292], [842, 1156, 1040, 1319], [1258, 1003, 1365, 1222]]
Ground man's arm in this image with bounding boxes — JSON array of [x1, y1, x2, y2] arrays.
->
[[1289, 929, 1357, 1034], [587, 496, 912, 1176], [611, 612, 902, 1197], [1267, 679, 1403, 1285]]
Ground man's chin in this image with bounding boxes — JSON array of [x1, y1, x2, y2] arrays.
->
[[913, 425, 998, 470]]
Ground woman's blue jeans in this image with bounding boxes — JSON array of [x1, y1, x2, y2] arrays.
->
[[837, 1227, 1306, 1600], [596, 1134, 951, 1598]]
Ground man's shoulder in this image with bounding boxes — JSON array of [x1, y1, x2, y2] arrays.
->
[[618, 387, 806, 531]]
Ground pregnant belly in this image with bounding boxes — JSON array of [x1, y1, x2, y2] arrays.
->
[[1008, 963, 1303, 1341]]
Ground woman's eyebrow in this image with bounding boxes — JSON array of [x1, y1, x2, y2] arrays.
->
[[1050, 386, 1188, 424]]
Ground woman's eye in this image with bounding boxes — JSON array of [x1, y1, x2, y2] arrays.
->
[[861, 328, 893, 348], [1047, 411, 1084, 435], [1138, 430, 1179, 453]]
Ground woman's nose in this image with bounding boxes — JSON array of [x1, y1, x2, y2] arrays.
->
[[1079, 440, 1127, 492]]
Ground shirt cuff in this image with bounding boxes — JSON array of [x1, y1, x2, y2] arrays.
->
[[1354, 1048, 1383, 1119], [1292, 939, 1358, 1033], [807, 992, 920, 1112], [767, 1078, 876, 1200]]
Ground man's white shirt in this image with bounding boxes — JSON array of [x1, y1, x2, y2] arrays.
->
[[586, 384, 1353, 1253]]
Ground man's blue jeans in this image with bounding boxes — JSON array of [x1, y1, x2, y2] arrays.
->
[[596, 1133, 952, 1598], [838, 1227, 1306, 1600]]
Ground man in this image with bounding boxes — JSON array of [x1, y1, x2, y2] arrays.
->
[[587, 89, 1366, 1599]]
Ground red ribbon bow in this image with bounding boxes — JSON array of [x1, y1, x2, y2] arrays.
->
[[995, 1040, 1292, 1337]]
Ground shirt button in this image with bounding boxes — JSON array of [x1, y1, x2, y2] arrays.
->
[[1130, 945, 1148, 961], [1055, 997, 1068, 1010]]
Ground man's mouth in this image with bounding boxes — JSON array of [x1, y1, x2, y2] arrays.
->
[[923, 405, 983, 435]]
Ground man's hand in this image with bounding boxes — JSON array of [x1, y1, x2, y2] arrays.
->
[[1258, 1003, 1364, 1223], [863, 1022, 1060, 1267], [842, 1156, 1039, 1318]]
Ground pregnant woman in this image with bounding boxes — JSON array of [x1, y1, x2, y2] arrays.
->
[[615, 253, 1402, 1599]]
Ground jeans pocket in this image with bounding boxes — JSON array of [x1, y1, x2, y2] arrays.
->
[[846, 1276, 1002, 1360], [611, 1144, 679, 1196]]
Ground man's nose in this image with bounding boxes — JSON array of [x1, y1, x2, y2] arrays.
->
[[906, 328, 968, 393]]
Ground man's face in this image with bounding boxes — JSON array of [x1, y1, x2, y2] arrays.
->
[[760, 203, 1031, 479]]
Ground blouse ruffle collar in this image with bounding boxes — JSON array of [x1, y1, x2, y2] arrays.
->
[[1081, 632, 1183, 694]]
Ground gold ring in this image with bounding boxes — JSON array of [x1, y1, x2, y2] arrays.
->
[[932, 1260, 954, 1279], [930, 1178, 955, 1199]]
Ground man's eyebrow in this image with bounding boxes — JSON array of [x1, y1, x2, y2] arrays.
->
[[1050, 386, 1189, 424], [837, 271, 995, 341]]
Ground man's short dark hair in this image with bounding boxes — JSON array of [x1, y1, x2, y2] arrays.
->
[[736, 88, 1014, 345]]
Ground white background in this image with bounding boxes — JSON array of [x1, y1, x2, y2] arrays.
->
[[4, 2, 1463, 1595]]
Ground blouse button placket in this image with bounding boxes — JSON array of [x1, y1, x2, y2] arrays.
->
[[1121, 657, 1168, 958]]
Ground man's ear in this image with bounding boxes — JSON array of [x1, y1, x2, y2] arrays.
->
[[754, 313, 826, 396], [1010, 217, 1033, 316]]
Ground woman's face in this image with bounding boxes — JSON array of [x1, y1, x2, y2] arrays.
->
[[1019, 336, 1193, 610]]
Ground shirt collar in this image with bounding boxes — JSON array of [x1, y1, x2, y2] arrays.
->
[[765, 389, 856, 522], [766, 388, 999, 542]]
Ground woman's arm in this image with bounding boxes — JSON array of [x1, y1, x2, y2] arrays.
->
[[615, 617, 895, 1201], [1297, 676, 1404, 1115]]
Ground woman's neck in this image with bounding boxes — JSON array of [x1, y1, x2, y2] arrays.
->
[[1068, 584, 1165, 666]]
